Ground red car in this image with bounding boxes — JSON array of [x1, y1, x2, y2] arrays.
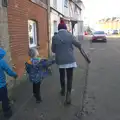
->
[[92, 31, 107, 42], [84, 31, 88, 35]]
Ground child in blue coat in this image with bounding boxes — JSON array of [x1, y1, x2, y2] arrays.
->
[[0, 48, 17, 118], [25, 48, 55, 103]]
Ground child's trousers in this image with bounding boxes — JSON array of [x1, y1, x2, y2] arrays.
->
[[33, 82, 41, 100], [0, 86, 11, 113]]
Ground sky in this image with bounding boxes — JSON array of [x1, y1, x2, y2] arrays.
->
[[83, 0, 120, 27]]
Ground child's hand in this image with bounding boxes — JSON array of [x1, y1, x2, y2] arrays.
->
[[52, 60, 56, 64], [14, 74, 18, 79]]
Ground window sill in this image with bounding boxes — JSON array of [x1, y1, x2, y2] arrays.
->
[[29, 44, 37, 48]]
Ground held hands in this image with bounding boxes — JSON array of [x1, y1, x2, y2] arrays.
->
[[14, 74, 18, 79], [52, 60, 56, 64]]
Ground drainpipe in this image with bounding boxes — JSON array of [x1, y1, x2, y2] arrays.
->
[[47, 0, 51, 57]]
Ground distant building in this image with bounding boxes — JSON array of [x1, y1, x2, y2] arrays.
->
[[97, 17, 120, 33]]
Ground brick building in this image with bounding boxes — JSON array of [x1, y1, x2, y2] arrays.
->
[[0, 0, 49, 77]]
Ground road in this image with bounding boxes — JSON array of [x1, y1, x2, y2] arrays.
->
[[82, 37, 120, 120]]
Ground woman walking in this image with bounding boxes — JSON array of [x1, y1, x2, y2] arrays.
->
[[52, 20, 82, 104]]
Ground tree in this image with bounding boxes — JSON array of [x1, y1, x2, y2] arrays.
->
[[86, 26, 92, 33]]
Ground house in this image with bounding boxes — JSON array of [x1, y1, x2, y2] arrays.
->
[[69, 0, 85, 39], [50, 0, 70, 37], [50, 0, 84, 44], [0, 0, 49, 79], [50, 0, 70, 55]]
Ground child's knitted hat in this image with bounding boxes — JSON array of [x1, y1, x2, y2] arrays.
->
[[28, 48, 39, 58], [58, 19, 67, 30]]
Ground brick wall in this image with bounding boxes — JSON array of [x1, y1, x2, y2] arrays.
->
[[7, 0, 49, 76]]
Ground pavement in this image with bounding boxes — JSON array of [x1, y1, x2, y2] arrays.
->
[[0, 47, 88, 120], [81, 37, 120, 120], [3, 36, 120, 120]]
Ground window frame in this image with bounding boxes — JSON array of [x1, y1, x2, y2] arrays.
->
[[2, 0, 8, 7], [28, 20, 38, 48], [53, 0, 57, 9], [64, 0, 68, 8], [53, 21, 58, 33]]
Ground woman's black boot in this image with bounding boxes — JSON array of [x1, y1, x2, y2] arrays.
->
[[65, 91, 71, 104]]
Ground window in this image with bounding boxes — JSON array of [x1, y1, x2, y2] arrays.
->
[[53, 21, 57, 33], [64, 0, 68, 7], [53, 0, 57, 9], [40, 0, 47, 4], [2, 0, 8, 7], [28, 20, 37, 48], [94, 31, 105, 34]]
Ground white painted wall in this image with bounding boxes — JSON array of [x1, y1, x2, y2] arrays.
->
[[50, 0, 65, 39], [50, 0, 84, 38], [50, 0, 70, 38], [50, 0, 63, 14], [50, 0, 70, 17], [50, 11, 60, 38], [63, 0, 69, 17], [69, 1, 81, 20], [69, 1, 83, 36]]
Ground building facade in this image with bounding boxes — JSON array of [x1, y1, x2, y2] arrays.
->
[[0, 0, 49, 78], [97, 17, 120, 33], [69, 0, 84, 42], [0, 0, 85, 86], [50, 0, 84, 43], [50, 0, 70, 37]]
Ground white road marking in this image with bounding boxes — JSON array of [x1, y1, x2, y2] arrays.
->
[[111, 46, 120, 54], [89, 48, 96, 50]]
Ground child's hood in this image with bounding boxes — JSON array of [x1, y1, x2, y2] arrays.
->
[[0, 48, 6, 60]]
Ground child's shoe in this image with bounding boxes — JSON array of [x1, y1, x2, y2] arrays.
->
[[4, 109, 13, 118], [36, 96, 42, 103], [65, 92, 71, 105]]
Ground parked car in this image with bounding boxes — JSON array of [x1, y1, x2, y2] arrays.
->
[[112, 30, 118, 34], [84, 31, 88, 35], [91, 31, 107, 42]]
